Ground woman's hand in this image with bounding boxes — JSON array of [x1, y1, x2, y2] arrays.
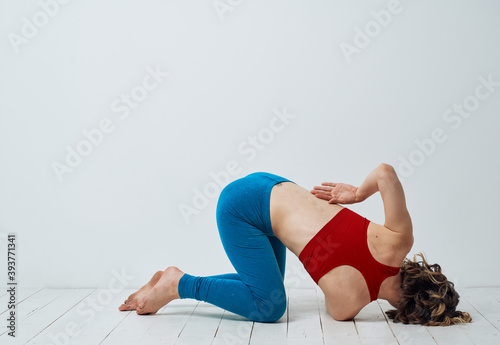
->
[[310, 182, 360, 204], [311, 164, 412, 240]]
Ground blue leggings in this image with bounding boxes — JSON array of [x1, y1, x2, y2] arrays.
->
[[177, 172, 293, 322]]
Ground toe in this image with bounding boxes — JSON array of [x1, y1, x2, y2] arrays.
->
[[119, 304, 130, 311]]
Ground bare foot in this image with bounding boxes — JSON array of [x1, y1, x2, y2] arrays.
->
[[118, 270, 163, 311], [136, 266, 184, 315]]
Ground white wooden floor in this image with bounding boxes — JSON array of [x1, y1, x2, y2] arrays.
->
[[0, 287, 499, 345]]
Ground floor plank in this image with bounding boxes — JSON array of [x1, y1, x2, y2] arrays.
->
[[287, 288, 323, 340], [316, 293, 360, 345], [425, 324, 475, 345], [461, 287, 500, 331], [455, 298, 500, 345], [101, 292, 198, 345], [486, 288, 500, 302], [0, 289, 94, 344], [0, 287, 44, 315], [249, 321, 287, 345], [175, 301, 224, 345], [0, 288, 72, 337], [142, 299, 198, 340], [354, 300, 395, 341], [25, 288, 132, 345], [287, 338, 324, 345], [211, 310, 253, 345], [377, 300, 437, 345]]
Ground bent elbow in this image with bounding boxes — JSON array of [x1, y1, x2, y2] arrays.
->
[[327, 307, 356, 322], [378, 163, 396, 175], [331, 313, 355, 322], [378, 163, 399, 182]]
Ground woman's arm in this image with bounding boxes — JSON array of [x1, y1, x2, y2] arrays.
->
[[358, 163, 412, 235], [311, 163, 413, 237]]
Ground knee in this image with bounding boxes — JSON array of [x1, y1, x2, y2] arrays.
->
[[264, 299, 287, 322], [248, 291, 287, 323]]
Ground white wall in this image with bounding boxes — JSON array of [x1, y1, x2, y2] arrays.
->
[[0, 0, 499, 290]]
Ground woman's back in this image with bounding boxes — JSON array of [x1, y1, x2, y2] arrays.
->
[[270, 181, 411, 319]]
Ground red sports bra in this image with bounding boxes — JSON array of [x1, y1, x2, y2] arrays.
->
[[298, 207, 400, 301]]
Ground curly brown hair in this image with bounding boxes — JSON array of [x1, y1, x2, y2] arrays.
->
[[385, 253, 472, 326]]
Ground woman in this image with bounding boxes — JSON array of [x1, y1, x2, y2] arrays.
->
[[119, 164, 472, 326]]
